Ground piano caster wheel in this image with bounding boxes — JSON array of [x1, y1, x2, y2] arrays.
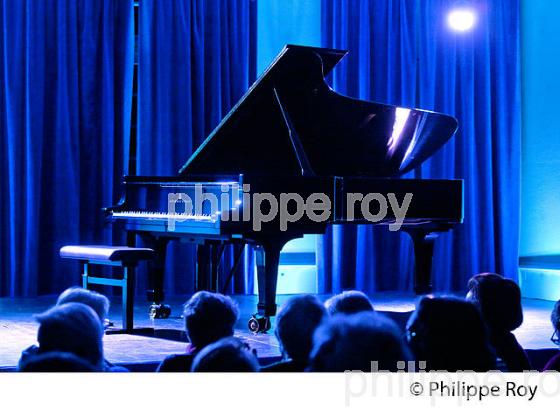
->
[[248, 315, 271, 334], [149, 303, 171, 319]]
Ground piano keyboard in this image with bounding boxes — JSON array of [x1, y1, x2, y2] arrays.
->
[[111, 211, 218, 222]]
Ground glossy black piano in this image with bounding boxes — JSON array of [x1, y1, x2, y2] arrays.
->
[[106, 45, 463, 332]]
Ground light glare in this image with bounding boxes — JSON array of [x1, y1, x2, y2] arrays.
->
[[447, 8, 476, 32]]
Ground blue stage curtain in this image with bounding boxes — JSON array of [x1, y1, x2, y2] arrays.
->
[[137, 0, 256, 295], [0, 0, 133, 297], [319, 0, 521, 293]]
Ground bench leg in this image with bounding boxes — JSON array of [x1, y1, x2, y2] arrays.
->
[[122, 266, 135, 332], [82, 263, 89, 289]]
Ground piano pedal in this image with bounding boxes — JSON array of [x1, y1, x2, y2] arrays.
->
[[149, 303, 172, 319], [248, 315, 271, 334]]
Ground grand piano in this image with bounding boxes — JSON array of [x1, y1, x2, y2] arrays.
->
[[106, 45, 463, 332]]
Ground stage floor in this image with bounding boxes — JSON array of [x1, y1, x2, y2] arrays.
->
[[0, 293, 557, 371]]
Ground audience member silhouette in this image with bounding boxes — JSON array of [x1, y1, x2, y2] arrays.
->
[[157, 291, 239, 372], [57, 286, 110, 326], [191, 337, 259, 372], [307, 311, 411, 372], [263, 295, 327, 372], [19, 302, 105, 371], [466, 273, 531, 371], [19, 351, 97, 372], [543, 299, 560, 371], [19, 287, 127, 372], [324, 290, 374, 316], [17, 286, 556, 373], [406, 296, 496, 372]]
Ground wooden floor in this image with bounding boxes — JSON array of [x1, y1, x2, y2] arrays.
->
[[0, 292, 557, 371]]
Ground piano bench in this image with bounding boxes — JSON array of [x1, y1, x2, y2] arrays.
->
[[59, 245, 155, 333]]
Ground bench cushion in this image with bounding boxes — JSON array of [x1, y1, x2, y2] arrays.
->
[[60, 245, 155, 264]]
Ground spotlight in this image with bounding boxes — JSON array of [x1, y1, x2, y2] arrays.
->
[[447, 8, 476, 32]]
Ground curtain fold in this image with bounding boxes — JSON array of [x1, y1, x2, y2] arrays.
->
[[0, 0, 256, 297], [0, 0, 133, 297], [320, 0, 521, 293], [137, 0, 256, 296]]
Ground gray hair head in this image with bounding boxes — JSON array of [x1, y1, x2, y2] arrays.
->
[[56, 287, 110, 323], [35, 302, 104, 369]]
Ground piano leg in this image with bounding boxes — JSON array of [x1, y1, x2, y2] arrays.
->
[[249, 236, 300, 333], [140, 234, 172, 319], [404, 229, 439, 295], [254, 243, 281, 318], [196, 243, 212, 291], [249, 245, 278, 333]]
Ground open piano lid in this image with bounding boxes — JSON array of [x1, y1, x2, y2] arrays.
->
[[179, 45, 458, 178]]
